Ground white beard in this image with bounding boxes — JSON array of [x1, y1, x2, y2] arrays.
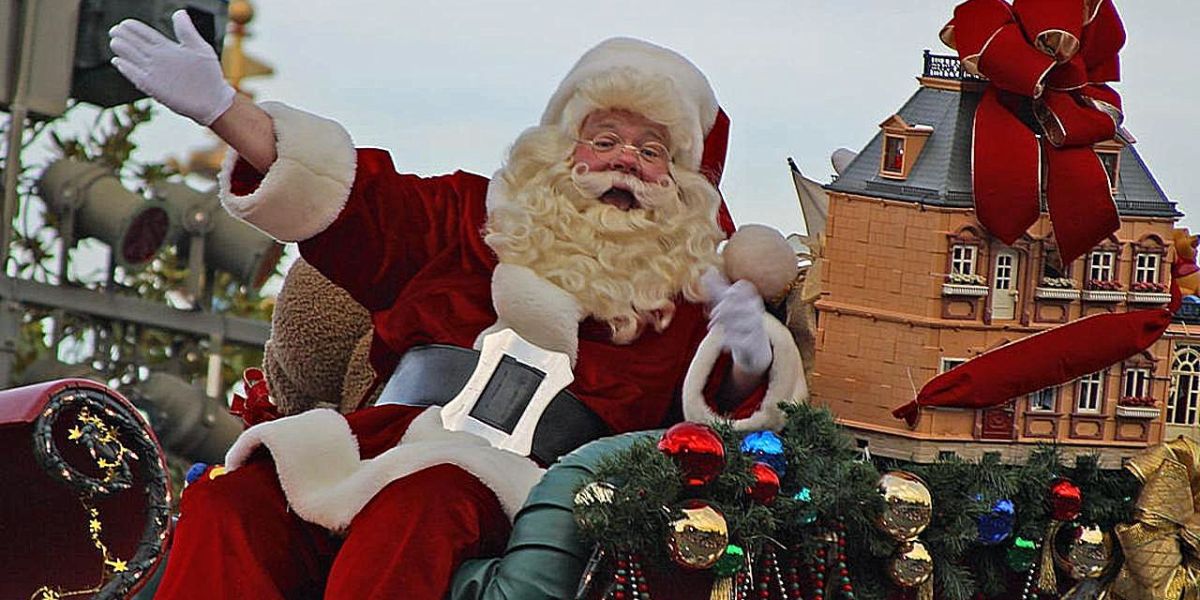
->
[[484, 130, 724, 344]]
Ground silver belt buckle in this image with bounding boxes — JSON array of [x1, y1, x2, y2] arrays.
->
[[440, 329, 574, 456]]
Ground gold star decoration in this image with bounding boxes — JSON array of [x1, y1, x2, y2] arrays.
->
[[67, 426, 82, 440], [105, 558, 128, 572], [88, 519, 102, 534]]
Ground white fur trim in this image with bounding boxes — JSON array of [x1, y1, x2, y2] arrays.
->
[[484, 263, 582, 366], [218, 101, 357, 242], [681, 316, 806, 431], [224, 408, 544, 531], [541, 38, 719, 171], [483, 172, 513, 224]]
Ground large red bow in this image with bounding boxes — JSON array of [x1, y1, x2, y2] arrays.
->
[[943, 0, 1125, 265], [230, 367, 280, 428]]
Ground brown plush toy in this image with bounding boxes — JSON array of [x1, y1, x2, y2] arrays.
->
[[262, 258, 377, 415]]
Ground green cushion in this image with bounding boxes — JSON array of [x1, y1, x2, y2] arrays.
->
[[448, 430, 662, 600]]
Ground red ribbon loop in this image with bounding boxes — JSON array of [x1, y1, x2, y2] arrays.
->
[[944, 0, 1126, 265], [230, 367, 280, 428]]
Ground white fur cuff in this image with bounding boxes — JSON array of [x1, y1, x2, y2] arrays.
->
[[681, 316, 807, 431], [224, 408, 544, 532], [218, 101, 357, 242]]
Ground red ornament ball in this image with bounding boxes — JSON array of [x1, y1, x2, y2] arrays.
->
[[746, 461, 781, 505], [657, 422, 726, 487], [1049, 477, 1083, 522]]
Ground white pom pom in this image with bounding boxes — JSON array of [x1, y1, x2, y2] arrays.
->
[[722, 224, 799, 301]]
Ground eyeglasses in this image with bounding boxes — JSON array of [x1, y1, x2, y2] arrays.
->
[[575, 132, 671, 167]]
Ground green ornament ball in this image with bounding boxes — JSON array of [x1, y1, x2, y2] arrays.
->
[[1006, 536, 1038, 572], [794, 487, 818, 525], [712, 544, 746, 578]]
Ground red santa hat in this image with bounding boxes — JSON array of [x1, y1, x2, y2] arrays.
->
[[540, 37, 735, 233]]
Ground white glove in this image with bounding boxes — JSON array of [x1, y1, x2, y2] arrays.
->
[[108, 10, 235, 126], [702, 268, 772, 376]]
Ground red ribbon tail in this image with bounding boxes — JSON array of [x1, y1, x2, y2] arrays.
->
[[892, 401, 921, 428], [1043, 142, 1120, 264], [899, 307, 1172, 422], [972, 87, 1040, 246]]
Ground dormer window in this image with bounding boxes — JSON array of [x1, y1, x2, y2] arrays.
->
[[883, 136, 905, 175], [1097, 150, 1120, 191], [878, 115, 932, 180], [1094, 136, 1125, 193]]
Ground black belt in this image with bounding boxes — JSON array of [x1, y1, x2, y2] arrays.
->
[[377, 344, 611, 465]]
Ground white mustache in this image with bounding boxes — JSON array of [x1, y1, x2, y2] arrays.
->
[[569, 163, 679, 210]]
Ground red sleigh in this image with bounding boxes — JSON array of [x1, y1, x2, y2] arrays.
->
[[0, 379, 172, 600]]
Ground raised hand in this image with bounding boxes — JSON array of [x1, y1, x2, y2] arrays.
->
[[702, 268, 772, 376], [108, 10, 235, 126]]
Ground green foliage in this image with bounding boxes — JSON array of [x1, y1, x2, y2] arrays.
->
[[576, 405, 1142, 599], [5, 101, 277, 400]]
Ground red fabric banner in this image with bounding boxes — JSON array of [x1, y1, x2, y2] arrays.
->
[[894, 276, 1183, 427]]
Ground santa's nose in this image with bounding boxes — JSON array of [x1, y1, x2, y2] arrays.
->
[[608, 150, 640, 176]]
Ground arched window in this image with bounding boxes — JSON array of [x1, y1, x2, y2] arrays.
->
[[1169, 344, 1200, 426]]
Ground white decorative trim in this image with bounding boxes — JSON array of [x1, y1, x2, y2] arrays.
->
[[218, 101, 357, 242], [941, 283, 990, 297], [482, 264, 582, 366], [540, 38, 719, 172], [1115, 405, 1160, 419], [225, 408, 544, 532], [681, 316, 806, 431], [1034, 287, 1081, 301], [1128, 292, 1171, 305], [1081, 289, 1126, 303]]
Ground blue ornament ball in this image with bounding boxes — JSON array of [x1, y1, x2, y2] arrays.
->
[[185, 462, 209, 485], [740, 431, 786, 478], [977, 498, 1016, 545]]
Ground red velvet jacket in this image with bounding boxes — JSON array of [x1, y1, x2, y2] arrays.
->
[[229, 148, 758, 435]]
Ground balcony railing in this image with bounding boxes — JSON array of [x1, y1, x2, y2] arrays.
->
[[923, 50, 987, 82], [1175, 302, 1200, 325]]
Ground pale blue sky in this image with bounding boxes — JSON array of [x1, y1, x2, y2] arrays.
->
[[125, 0, 1197, 237]]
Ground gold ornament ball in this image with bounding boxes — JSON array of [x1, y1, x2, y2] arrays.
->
[[889, 541, 934, 588], [877, 470, 933, 542], [228, 0, 254, 25], [666, 500, 729, 570], [1068, 526, 1113, 579]]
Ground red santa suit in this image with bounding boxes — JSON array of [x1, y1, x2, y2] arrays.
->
[[155, 38, 803, 600]]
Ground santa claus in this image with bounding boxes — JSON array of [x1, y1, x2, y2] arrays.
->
[[109, 12, 803, 599]]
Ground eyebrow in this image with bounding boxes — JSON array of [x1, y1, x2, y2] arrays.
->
[[585, 120, 669, 144]]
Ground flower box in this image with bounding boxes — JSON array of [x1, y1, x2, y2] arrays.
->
[[1131, 281, 1169, 293], [942, 283, 989, 297], [1035, 287, 1080, 301], [1081, 289, 1126, 302], [1040, 277, 1076, 289], [1128, 291, 1171, 304], [1116, 405, 1160, 419]]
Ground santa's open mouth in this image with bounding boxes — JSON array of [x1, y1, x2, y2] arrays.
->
[[600, 187, 640, 211]]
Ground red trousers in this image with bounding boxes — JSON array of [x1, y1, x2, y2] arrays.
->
[[155, 406, 512, 600]]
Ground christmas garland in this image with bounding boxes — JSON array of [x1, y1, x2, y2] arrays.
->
[[573, 404, 1144, 600]]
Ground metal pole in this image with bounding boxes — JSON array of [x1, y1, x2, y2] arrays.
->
[[1, 0, 41, 274], [0, 299, 20, 385], [206, 332, 223, 399]]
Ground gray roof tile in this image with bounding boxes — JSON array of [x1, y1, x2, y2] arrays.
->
[[826, 85, 1180, 218]]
